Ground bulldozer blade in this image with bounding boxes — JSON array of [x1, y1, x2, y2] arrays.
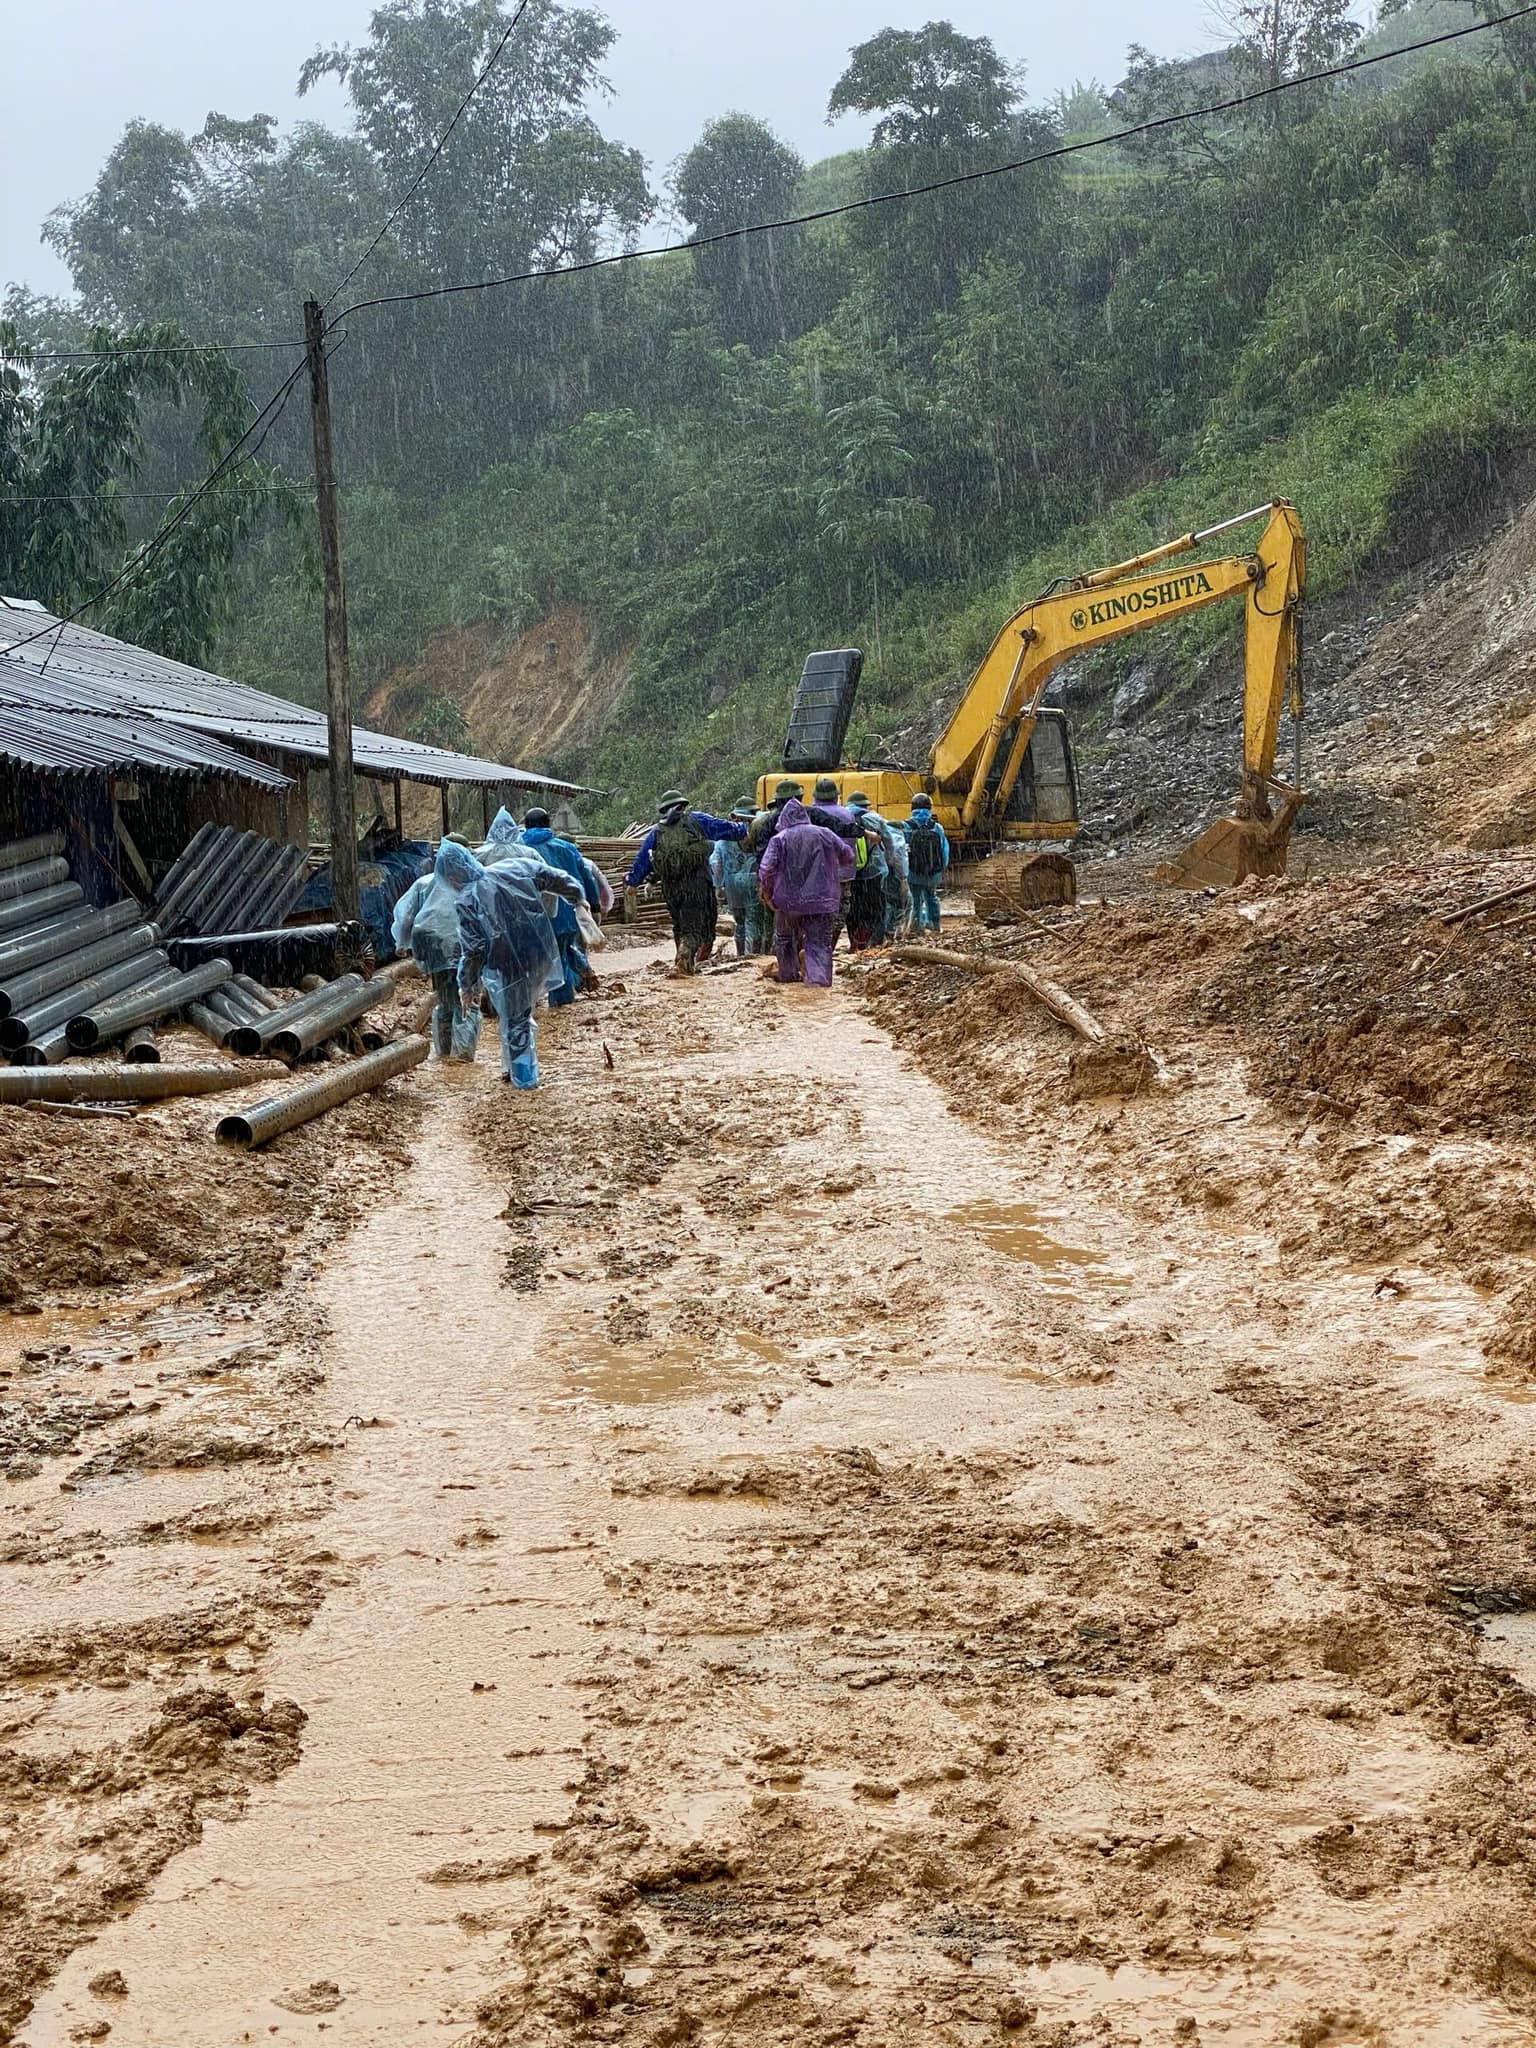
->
[[1156, 787, 1302, 890], [972, 849, 1078, 919]]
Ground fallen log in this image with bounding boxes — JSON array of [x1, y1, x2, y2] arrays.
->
[[890, 943, 1106, 1044], [1442, 875, 1536, 926]]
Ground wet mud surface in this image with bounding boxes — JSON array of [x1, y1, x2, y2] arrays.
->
[[3, 929, 1536, 2046]]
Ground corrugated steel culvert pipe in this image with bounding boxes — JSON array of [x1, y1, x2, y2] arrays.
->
[[0, 918, 160, 1021], [65, 958, 234, 1051], [0, 1062, 289, 1103], [216, 1035, 429, 1148], [1, 948, 171, 1050]]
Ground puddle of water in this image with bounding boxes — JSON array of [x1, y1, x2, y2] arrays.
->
[[945, 1199, 1123, 1291], [1481, 1612, 1536, 1690], [552, 1336, 762, 1407]]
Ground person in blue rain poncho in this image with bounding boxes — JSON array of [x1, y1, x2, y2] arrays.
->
[[520, 806, 602, 1004], [710, 803, 761, 956], [455, 848, 585, 1088], [390, 841, 483, 1061]]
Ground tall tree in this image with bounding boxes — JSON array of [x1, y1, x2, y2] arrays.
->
[[298, 0, 653, 282], [826, 22, 1019, 146], [0, 321, 290, 666], [673, 114, 805, 347], [1211, 0, 1363, 122], [827, 21, 1057, 327]]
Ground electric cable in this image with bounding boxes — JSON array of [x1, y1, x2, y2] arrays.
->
[[6, 3, 1531, 649], [25, 3, 1534, 357], [321, 0, 532, 311], [330, 4, 1536, 325]]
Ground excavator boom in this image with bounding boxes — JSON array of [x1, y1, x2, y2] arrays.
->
[[928, 500, 1306, 885]]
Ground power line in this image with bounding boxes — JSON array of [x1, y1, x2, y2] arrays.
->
[[30, 336, 305, 362], [322, 0, 532, 311], [1, 487, 316, 502], [0, 356, 310, 660], [5, 2, 1529, 650], [19, 4, 1531, 362], [330, 3, 1536, 325]]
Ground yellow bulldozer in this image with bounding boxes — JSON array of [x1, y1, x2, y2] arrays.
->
[[755, 500, 1306, 907]]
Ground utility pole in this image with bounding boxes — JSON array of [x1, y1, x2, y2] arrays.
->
[[303, 297, 359, 927]]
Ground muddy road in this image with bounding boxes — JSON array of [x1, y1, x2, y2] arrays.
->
[[6, 945, 1536, 2047]]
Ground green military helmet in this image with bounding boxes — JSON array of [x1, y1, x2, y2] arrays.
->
[[847, 791, 870, 810], [773, 779, 804, 801], [732, 799, 757, 818], [656, 788, 689, 814], [813, 777, 840, 802]]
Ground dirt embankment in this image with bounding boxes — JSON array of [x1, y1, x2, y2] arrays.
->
[[0, 1002, 425, 1315], [366, 608, 631, 826], [865, 854, 1536, 1373]]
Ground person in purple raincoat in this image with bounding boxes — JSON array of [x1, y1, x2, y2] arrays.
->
[[757, 798, 857, 989]]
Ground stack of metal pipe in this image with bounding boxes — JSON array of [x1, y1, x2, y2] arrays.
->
[[0, 831, 273, 1066], [0, 835, 174, 1059], [155, 826, 308, 939]]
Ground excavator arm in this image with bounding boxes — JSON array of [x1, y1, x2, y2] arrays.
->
[[929, 501, 1306, 882]]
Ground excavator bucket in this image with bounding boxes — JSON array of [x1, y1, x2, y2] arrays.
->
[[1155, 784, 1302, 890], [972, 849, 1078, 919]]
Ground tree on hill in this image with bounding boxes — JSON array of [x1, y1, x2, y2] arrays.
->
[[673, 114, 805, 348], [0, 320, 290, 666]]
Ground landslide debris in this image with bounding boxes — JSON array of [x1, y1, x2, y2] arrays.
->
[[864, 854, 1536, 1338], [0, 1023, 421, 1311]]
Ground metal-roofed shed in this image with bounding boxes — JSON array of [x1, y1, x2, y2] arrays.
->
[[0, 597, 594, 905]]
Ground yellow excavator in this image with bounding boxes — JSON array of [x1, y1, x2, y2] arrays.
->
[[754, 499, 1306, 903]]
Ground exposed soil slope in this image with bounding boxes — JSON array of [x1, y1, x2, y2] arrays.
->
[[367, 608, 631, 795]]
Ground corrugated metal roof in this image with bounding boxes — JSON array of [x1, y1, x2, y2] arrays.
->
[[0, 689, 293, 789], [0, 599, 593, 793], [150, 715, 580, 790]]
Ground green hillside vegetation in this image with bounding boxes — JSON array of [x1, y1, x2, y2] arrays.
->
[[7, 0, 1536, 818]]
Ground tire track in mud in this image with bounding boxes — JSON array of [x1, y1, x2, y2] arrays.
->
[[11, 958, 1536, 2046]]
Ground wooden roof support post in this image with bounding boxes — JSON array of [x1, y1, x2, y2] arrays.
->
[[440, 786, 451, 839], [393, 777, 403, 837], [304, 296, 359, 926]]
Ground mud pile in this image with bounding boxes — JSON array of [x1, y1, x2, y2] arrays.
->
[[0, 1021, 422, 1312], [863, 856, 1536, 1364]]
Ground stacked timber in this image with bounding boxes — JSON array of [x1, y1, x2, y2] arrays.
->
[[578, 835, 672, 933]]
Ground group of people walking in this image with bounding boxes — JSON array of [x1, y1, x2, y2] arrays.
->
[[392, 806, 610, 1089], [389, 779, 954, 1091], [624, 775, 951, 987]]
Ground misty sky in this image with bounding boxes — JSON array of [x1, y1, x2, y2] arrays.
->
[[2, 0, 1230, 300]]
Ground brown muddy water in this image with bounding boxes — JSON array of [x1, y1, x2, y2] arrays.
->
[[9, 957, 1536, 2047]]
